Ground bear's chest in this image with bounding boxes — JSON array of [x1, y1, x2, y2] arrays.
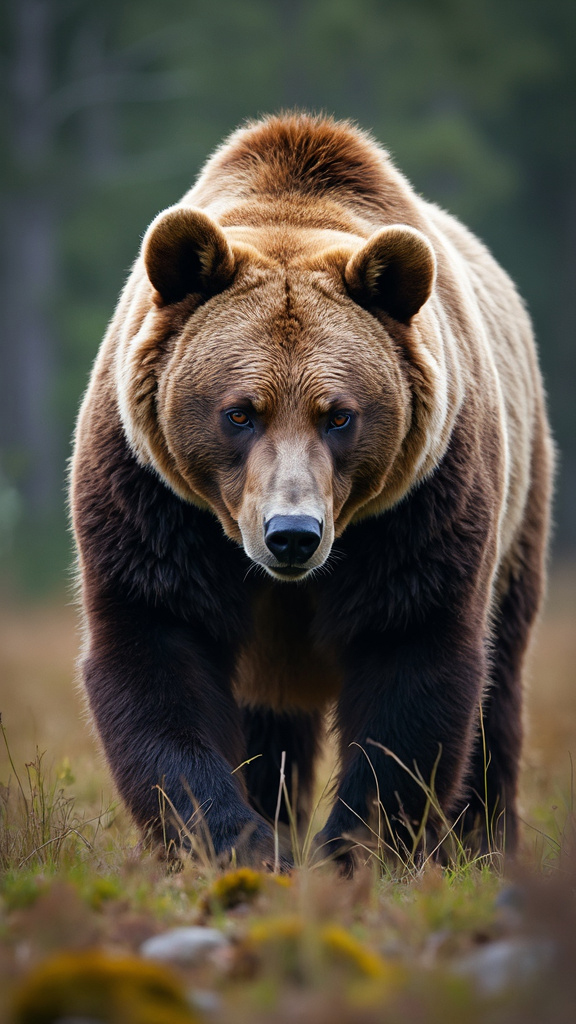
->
[[232, 583, 342, 712]]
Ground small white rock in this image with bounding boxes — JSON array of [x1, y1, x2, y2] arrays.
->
[[188, 989, 221, 1013], [140, 926, 229, 965], [453, 937, 554, 995]]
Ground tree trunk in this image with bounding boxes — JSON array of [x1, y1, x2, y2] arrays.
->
[[1, 0, 59, 517]]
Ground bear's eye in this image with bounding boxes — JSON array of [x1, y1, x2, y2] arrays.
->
[[227, 409, 253, 429], [327, 412, 351, 431]]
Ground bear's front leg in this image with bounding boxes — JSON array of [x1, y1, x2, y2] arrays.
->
[[316, 617, 488, 869], [82, 598, 278, 867]]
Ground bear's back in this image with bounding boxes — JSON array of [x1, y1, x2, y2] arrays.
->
[[186, 113, 422, 234]]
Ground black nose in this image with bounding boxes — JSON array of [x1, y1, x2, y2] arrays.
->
[[264, 515, 322, 565]]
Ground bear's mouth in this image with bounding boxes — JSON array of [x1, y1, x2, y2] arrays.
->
[[268, 565, 310, 581]]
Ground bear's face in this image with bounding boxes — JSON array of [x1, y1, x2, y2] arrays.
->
[[119, 208, 437, 581], [158, 271, 412, 580]]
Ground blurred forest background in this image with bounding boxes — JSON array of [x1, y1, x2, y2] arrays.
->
[[0, 0, 575, 595]]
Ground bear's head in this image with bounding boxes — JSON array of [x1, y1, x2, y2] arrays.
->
[[117, 206, 449, 581]]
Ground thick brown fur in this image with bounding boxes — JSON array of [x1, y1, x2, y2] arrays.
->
[[71, 113, 553, 868]]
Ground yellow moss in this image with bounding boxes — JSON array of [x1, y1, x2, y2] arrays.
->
[[270, 874, 292, 889], [209, 867, 262, 904], [319, 924, 392, 980], [246, 916, 401, 993], [249, 915, 304, 944], [12, 949, 199, 1024], [201, 866, 290, 912], [245, 916, 307, 983]]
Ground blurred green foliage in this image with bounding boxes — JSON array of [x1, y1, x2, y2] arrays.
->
[[1, 0, 574, 593]]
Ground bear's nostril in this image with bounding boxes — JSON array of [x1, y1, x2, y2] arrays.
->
[[264, 515, 322, 565], [270, 531, 289, 554]]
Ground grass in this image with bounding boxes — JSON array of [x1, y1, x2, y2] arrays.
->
[[0, 571, 575, 1022]]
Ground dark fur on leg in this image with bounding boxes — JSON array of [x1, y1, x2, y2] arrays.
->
[[243, 705, 321, 825], [460, 440, 550, 855]]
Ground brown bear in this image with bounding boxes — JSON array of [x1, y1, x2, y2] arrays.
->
[[71, 113, 553, 869]]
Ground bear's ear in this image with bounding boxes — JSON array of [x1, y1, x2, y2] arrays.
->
[[143, 206, 236, 305], [345, 225, 436, 323]]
